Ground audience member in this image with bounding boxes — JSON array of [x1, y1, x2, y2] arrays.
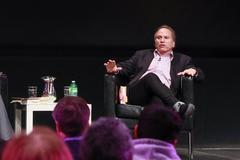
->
[[80, 117, 133, 160], [2, 126, 73, 160], [133, 104, 183, 160], [52, 96, 90, 160]]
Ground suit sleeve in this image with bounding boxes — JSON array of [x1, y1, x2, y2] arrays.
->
[[117, 51, 140, 78]]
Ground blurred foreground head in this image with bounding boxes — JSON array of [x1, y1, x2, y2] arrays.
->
[[137, 104, 183, 144], [2, 126, 73, 160], [52, 96, 90, 137], [80, 117, 133, 160]]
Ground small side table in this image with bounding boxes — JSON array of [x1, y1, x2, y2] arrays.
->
[[12, 98, 92, 134]]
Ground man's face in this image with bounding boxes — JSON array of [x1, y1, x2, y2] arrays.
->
[[154, 28, 175, 54]]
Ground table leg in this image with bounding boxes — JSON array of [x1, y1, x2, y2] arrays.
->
[[88, 104, 92, 124], [15, 108, 22, 134], [26, 108, 33, 134]]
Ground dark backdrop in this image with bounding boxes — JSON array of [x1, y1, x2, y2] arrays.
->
[[1, 0, 240, 147], [0, 1, 239, 51]]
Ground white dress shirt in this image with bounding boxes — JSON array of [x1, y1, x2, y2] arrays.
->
[[140, 50, 173, 88]]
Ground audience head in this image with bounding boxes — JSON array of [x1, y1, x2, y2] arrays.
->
[[80, 117, 133, 160], [52, 96, 90, 137], [135, 104, 183, 144], [2, 126, 73, 160]]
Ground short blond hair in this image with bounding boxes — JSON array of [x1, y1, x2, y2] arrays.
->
[[2, 126, 73, 160]]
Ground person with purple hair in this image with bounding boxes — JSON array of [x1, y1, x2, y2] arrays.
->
[[133, 104, 183, 160], [80, 117, 133, 160]]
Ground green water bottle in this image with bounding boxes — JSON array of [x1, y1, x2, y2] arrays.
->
[[69, 80, 78, 96]]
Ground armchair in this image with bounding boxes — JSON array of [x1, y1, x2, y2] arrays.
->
[[103, 73, 194, 160], [0, 74, 14, 140]]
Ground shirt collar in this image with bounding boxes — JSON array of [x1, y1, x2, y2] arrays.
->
[[154, 49, 174, 60]]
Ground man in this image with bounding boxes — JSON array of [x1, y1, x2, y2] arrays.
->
[[79, 117, 133, 160], [133, 104, 183, 160], [52, 96, 90, 160], [104, 24, 204, 118]]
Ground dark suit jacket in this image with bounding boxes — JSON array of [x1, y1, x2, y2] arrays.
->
[[117, 49, 204, 97]]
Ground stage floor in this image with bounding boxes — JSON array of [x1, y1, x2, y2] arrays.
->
[[178, 147, 240, 160]]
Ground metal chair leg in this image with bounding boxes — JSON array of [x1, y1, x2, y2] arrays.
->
[[188, 131, 193, 160]]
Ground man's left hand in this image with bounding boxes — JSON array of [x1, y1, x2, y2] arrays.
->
[[177, 68, 197, 76]]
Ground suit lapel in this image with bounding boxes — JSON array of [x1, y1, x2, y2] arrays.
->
[[143, 50, 154, 71], [129, 50, 154, 86], [170, 53, 178, 91], [170, 53, 182, 94]]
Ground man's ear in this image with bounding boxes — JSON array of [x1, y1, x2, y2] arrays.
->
[[133, 124, 138, 139], [173, 41, 176, 48], [55, 121, 60, 132], [55, 121, 66, 138]]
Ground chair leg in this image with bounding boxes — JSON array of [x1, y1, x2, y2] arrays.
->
[[188, 131, 193, 160]]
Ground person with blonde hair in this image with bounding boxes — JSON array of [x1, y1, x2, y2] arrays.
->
[[2, 126, 73, 160]]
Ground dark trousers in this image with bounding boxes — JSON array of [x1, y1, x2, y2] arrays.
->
[[128, 73, 178, 107]]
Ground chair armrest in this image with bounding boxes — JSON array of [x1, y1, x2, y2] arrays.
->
[[104, 74, 117, 117], [181, 76, 194, 130], [181, 76, 194, 104]]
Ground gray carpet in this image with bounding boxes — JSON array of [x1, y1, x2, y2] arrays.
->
[[178, 148, 240, 160]]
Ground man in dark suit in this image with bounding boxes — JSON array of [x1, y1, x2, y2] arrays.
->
[[104, 24, 204, 118], [52, 96, 90, 160]]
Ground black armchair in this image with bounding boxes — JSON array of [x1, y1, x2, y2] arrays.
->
[[103, 73, 194, 160]]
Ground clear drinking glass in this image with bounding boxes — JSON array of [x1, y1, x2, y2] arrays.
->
[[28, 86, 38, 97], [64, 86, 70, 96]]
